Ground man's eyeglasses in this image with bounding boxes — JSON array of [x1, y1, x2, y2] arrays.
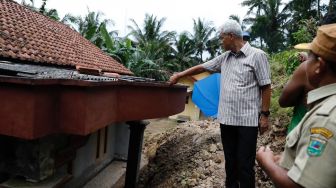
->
[[220, 33, 230, 40]]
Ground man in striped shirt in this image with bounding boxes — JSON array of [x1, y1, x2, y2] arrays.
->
[[169, 20, 271, 188]]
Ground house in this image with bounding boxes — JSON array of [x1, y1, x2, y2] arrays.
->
[[170, 72, 210, 121], [0, 1, 187, 187]]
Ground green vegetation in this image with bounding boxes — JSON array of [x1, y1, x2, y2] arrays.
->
[[21, 0, 334, 80], [20, 0, 335, 124], [269, 51, 296, 126]]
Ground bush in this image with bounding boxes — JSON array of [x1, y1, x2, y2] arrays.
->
[[292, 18, 318, 44], [271, 50, 301, 75], [269, 51, 296, 128]]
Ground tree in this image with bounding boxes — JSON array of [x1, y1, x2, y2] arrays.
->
[[21, 0, 60, 20], [243, 0, 288, 52], [242, 0, 265, 16], [170, 32, 197, 72], [283, 0, 330, 46], [205, 36, 221, 60], [292, 18, 318, 43], [263, 0, 288, 52], [72, 11, 116, 44], [128, 14, 175, 49], [190, 18, 216, 62], [329, 0, 335, 13], [126, 14, 176, 80]]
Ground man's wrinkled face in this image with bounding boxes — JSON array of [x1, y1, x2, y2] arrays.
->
[[220, 32, 231, 51]]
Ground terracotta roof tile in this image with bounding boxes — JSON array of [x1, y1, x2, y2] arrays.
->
[[0, 0, 133, 75]]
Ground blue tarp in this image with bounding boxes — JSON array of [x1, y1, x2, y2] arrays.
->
[[192, 73, 220, 117]]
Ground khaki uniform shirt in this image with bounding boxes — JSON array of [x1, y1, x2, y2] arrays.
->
[[280, 83, 336, 188]]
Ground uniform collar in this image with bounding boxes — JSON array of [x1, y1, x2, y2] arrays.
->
[[307, 83, 336, 104]]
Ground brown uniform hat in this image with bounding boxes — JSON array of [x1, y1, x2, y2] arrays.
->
[[294, 23, 336, 62]]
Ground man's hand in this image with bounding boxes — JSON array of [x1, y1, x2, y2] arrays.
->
[[259, 115, 269, 135], [256, 146, 275, 169], [168, 73, 181, 85], [257, 146, 302, 188], [168, 65, 206, 85]]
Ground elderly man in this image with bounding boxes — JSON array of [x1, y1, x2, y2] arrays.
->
[[169, 20, 271, 188], [257, 23, 336, 188]]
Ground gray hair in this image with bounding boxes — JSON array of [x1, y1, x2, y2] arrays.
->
[[218, 20, 243, 37]]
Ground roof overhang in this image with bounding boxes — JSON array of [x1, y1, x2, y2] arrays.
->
[[0, 75, 187, 139]]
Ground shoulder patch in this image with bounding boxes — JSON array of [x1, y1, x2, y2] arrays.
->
[[307, 136, 327, 157], [311, 127, 333, 139]]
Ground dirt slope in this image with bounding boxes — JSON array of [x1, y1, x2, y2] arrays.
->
[[139, 119, 287, 188]]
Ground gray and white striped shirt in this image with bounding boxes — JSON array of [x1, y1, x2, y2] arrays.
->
[[202, 42, 271, 127]]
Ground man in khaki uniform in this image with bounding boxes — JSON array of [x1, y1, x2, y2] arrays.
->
[[256, 23, 336, 188]]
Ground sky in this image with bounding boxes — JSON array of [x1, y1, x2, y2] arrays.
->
[[19, 0, 250, 36]]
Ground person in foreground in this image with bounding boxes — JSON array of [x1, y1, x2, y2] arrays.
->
[[279, 51, 313, 134], [169, 20, 271, 188], [257, 23, 336, 188], [279, 11, 336, 134]]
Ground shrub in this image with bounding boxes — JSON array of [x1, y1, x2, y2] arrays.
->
[[269, 51, 295, 128]]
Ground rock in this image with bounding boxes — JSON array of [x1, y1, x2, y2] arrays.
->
[[204, 161, 210, 167], [208, 166, 215, 173], [207, 177, 213, 181], [181, 179, 187, 186], [192, 136, 200, 144], [204, 169, 211, 176], [146, 143, 158, 160], [192, 171, 200, 179], [213, 155, 222, 163], [188, 178, 197, 186], [199, 122, 209, 129], [214, 165, 220, 170], [216, 143, 223, 151], [201, 150, 211, 161], [196, 167, 204, 173], [209, 144, 217, 153], [194, 159, 203, 166], [206, 177, 214, 186], [213, 182, 222, 188]]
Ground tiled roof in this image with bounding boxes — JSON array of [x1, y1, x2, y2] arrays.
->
[[0, 0, 133, 75]]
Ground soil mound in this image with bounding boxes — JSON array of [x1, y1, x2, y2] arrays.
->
[[139, 119, 287, 188]]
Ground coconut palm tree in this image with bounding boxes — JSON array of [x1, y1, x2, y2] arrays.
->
[[21, 0, 60, 20], [127, 14, 176, 80], [169, 32, 198, 72], [127, 14, 175, 48], [74, 11, 116, 42], [205, 36, 221, 60], [242, 0, 265, 16], [243, 0, 288, 52], [263, 0, 288, 52], [64, 10, 119, 52], [190, 18, 216, 62]]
